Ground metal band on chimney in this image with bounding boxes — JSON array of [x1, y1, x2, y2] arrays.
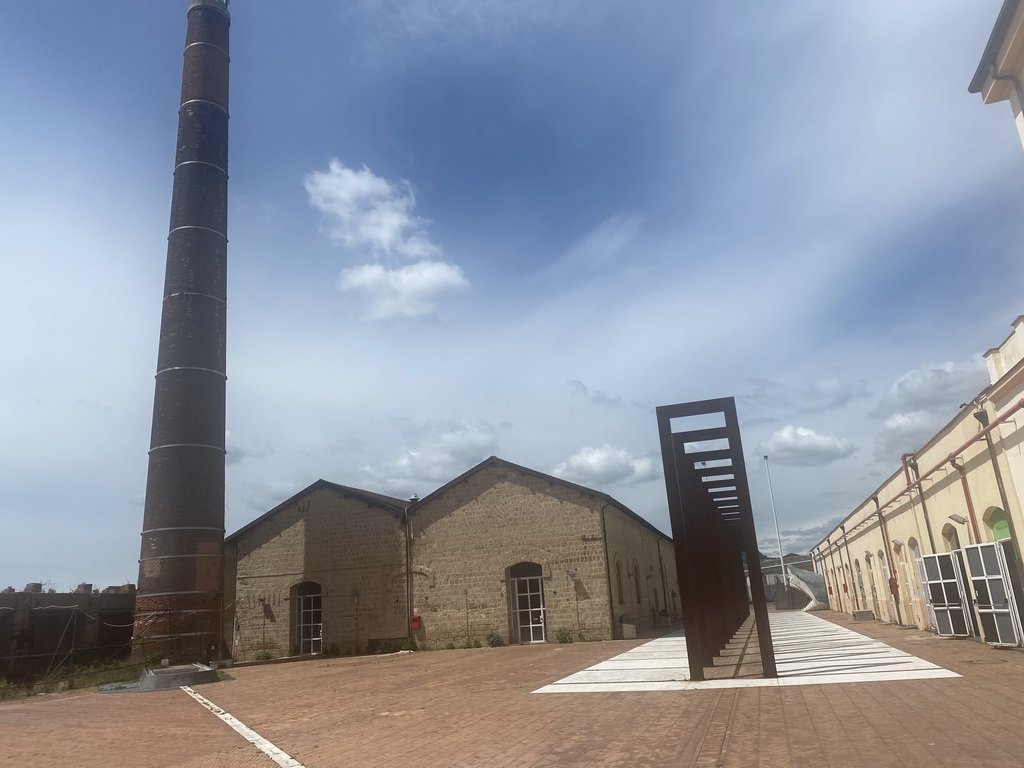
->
[[156, 366, 227, 378], [135, 609, 221, 618], [136, 589, 222, 599], [168, 225, 227, 239], [179, 99, 229, 115], [175, 160, 228, 175], [164, 291, 226, 305], [149, 443, 226, 454], [184, 41, 230, 59], [188, 0, 230, 20]]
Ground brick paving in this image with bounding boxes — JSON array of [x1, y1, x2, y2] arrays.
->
[[4, 610, 1024, 767]]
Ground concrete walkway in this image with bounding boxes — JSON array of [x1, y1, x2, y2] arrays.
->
[[536, 611, 958, 692]]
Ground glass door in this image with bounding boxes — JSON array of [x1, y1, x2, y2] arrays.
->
[[512, 576, 546, 643], [963, 542, 1022, 645], [921, 553, 972, 637], [297, 592, 322, 654]]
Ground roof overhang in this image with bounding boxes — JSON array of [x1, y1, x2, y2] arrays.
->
[[970, 0, 1024, 103]]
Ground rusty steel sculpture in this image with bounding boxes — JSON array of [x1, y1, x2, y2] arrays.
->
[[656, 397, 777, 680], [135, 0, 230, 663]]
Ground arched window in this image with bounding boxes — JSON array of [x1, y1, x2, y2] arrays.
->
[[985, 508, 1012, 541], [941, 524, 961, 552], [615, 560, 624, 604], [634, 564, 642, 604]]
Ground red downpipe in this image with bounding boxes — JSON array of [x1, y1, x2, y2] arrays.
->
[[883, 398, 1024, 513], [825, 536, 842, 609], [833, 533, 849, 610], [841, 524, 861, 610], [949, 458, 981, 544], [836, 398, 1024, 542], [874, 496, 903, 625]]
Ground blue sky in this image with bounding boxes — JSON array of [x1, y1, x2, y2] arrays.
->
[[2, 0, 1023, 590]]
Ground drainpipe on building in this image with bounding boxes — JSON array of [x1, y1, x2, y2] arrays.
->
[[949, 457, 980, 545], [840, 524, 861, 611], [825, 536, 841, 610], [599, 503, 617, 639], [656, 537, 669, 616], [405, 494, 418, 639], [831, 535, 850, 612], [974, 406, 1024, 578], [990, 64, 1024, 109], [873, 496, 903, 626], [903, 456, 938, 553]]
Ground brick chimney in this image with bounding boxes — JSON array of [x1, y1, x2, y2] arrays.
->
[[135, 0, 230, 664]]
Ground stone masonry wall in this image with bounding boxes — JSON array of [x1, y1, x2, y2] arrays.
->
[[231, 487, 406, 660], [604, 507, 677, 638], [410, 466, 613, 647]]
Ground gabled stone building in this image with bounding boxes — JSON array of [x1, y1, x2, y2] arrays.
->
[[225, 457, 677, 660]]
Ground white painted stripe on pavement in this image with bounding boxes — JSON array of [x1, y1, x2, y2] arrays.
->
[[535, 611, 960, 693], [180, 685, 305, 768]]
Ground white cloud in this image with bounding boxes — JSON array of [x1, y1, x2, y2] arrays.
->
[[868, 359, 989, 462], [304, 160, 438, 260], [338, 261, 469, 319], [869, 359, 987, 419], [565, 379, 627, 409], [553, 444, 660, 486], [545, 212, 645, 281], [364, 420, 500, 493], [305, 159, 470, 319], [225, 434, 274, 467], [241, 480, 299, 515], [872, 410, 945, 464], [355, 0, 595, 49], [762, 426, 855, 467], [802, 378, 871, 412], [758, 516, 844, 558]]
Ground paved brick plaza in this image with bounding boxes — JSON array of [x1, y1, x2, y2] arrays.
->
[[3, 610, 1024, 767]]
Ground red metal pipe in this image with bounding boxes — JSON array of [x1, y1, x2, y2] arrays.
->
[[900, 453, 915, 485], [833, 533, 849, 611], [841, 524, 861, 610], [874, 498, 903, 625], [838, 398, 1024, 542], [825, 537, 843, 610], [949, 458, 981, 544], [887, 398, 1024, 512]]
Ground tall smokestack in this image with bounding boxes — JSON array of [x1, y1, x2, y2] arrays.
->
[[135, 0, 230, 663]]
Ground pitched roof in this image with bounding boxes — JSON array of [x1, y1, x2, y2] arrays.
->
[[225, 457, 673, 544], [410, 455, 672, 541], [969, 0, 1022, 94], [225, 480, 408, 543]]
